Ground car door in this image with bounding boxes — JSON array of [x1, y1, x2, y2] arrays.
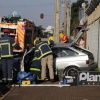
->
[[52, 47, 78, 74], [52, 48, 60, 75]]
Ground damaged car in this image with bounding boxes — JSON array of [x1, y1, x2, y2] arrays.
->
[[19, 29, 97, 81], [52, 29, 97, 78]]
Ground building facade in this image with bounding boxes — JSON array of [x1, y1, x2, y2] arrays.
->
[[86, 0, 100, 68]]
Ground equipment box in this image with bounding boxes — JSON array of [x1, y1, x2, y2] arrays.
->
[[60, 76, 77, 85], [22, 80, 31, 85]]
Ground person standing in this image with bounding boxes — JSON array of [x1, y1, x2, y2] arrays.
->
[[79, 37, 85, 48], [35, 40, 55, 82], [0, 29, 16, 86]]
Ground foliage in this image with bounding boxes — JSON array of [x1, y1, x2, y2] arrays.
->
[[43, 32, 53, 38], [70, 0, 88, 36]]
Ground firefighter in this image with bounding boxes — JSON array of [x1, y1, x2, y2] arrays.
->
[[61, 35, 69, 43], [59, 32, 64, 39], [0, 37, 2, 79], [0, 29, 20, 86], [35, 40, 55, 82], [33, 38, 40, 46], [0, 29, 14, 85], [30, 48, 41, 84], [13, 35, 22, 51], [48, 36, 54, 48], [59, 32, 64, 42]]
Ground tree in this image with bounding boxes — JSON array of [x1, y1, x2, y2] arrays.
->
[[70, 0, 88, 36]]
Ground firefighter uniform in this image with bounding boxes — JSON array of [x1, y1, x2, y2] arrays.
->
[[30, 49, 41, 83], [48, 36, 54, 48], [35, 41, 54, 81], [48, 40, 54, 48], [0, 30, 15, 84]]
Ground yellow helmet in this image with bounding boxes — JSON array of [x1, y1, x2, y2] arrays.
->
[[48, 36, 54, 41], [59, 32, 64, 39], [33, 38, 39, 45]]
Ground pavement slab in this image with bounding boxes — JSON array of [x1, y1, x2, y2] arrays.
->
[[1, 85, 100, 100]]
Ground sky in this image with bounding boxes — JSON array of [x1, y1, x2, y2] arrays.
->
[[0, 0, 91, 28]]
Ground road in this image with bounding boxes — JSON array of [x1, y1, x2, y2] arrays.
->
[[1, 84, 100, 100]]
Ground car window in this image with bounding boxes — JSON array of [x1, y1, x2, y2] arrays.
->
[[52, 48, 78, 58], [52, 48, 59, 58], [59, 48, 78, 57]]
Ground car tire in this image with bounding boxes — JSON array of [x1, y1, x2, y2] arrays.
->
[[64, 66, 80, 78], [64, 66, 81, 85]]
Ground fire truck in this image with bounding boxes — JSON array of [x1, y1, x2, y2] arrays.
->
[[0, 15, 36, 52], [0, 13, 38, 84]]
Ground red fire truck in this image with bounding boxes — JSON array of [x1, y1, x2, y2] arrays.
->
[[0, 15, 36, 52]]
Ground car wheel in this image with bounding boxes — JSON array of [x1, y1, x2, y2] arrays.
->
[[64, 66, 80, 78]]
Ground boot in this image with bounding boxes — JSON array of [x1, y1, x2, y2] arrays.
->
[[7, 81, 12, 89], [2, 80, 7, 85]]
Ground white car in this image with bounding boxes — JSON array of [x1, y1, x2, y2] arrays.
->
[[20, 29, 97, 80], [52, 29, 97, 77]]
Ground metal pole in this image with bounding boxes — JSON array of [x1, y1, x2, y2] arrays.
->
[[54, 0, 60, 43], [67, 0, 71, 38], [64, 0, 67, 35], [54, 0, 56, 41]]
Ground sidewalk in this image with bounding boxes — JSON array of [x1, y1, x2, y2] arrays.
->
[[1, 83, 100, 100], [0, 84, 10, 99]]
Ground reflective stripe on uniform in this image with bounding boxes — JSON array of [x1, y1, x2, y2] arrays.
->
[[0, 42, 13, 58], [32, 52, 51, 60], [38, 43, 52, 58], [12, 43, 16, 46], [0, 42, 11, 55], [2, 78, 13, 81], [2, 78, 7, 81], [1, 55, 13, 58], [32, 49, 41, 60], [32, 57, 40, 61], [48, 40, 50, 45], [35, 49, 39, 52], [8, 78, 12, 81], [30, 68, 40, 71], [37, 76, 42, 80], [41, 51, 52, 57], [38, 43, 51, 51]]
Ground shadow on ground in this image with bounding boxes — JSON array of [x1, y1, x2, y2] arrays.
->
[[0, 84, 10, 98]]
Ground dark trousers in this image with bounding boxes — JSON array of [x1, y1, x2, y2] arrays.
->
[[30, 70, 41, 80], [1, 58, 14, 81]]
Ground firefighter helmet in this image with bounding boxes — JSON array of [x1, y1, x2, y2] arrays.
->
[[48, 36, 54, 46], [33, 38, 39, 45], [62, 35, 68, 43], [48, 36, 54, 41], [3, 29, 10, 33], [59, 32, 64, 39]]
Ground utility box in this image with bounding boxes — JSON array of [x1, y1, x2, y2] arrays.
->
[[22, 80, 31, 85]]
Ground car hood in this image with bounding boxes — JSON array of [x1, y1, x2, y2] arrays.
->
[[71, 28, 89, 46]]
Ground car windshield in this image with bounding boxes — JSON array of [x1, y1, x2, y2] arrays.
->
[[52, 47, 78, 58]]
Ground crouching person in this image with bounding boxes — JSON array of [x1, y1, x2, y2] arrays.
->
[[30, 50, 41, 84]]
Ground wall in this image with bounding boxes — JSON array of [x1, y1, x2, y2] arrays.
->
[[87, 20, 99, 64], [86, 2, 100, 68], [98, 20, 100, 68], [87, 4, 100, 25]]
